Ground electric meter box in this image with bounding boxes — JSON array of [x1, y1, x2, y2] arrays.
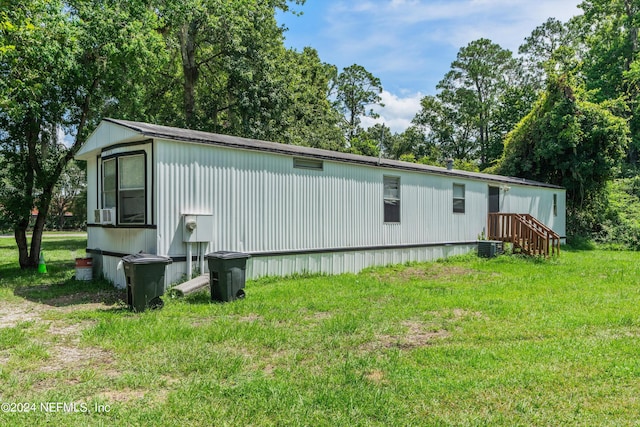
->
[[182, 214, 214, 242]]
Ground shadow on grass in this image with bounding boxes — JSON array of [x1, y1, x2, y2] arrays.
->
[[40, 238, 88, 252], [563, 236, 597, 252], [180, 290, 212, 305], [14, 277, 126, 308], [0, 238, 87, 253]]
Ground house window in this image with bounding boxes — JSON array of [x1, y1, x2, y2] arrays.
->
[[102, 153, 146, 225], [453, 183, 465, 213], [553, 194, 558, 217], [293, 157, 323, 171], [384, 176, 400, 223], [102, 158, 116, 209]]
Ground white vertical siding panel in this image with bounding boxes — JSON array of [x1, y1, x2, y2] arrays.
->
[[503, 185, 566, 237], [152, 139, 565, 284], [86, 160, 98, 213]]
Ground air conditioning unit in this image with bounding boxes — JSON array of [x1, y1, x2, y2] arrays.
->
[[94, 208, 116, 225]]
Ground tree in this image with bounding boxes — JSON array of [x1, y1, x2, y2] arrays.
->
[[568, 0, 640, 166], [576, 0, 639, 102], [333, 64, 384, 144], [441, 39, 520, 166], [346, 123, 393, 157], [380, 126, 423, 160], [278, 47, 344, 150], [417, 39, 521, 168], [127, 0, 307, 142], [412, 92, 479, 162], [495, 75, 629, 235], [0, 0, 163, 268], [519, 18, 578, 90], [49, 160, 86, 230]]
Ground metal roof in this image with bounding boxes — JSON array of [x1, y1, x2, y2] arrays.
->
[[103, 118, 564, 190]]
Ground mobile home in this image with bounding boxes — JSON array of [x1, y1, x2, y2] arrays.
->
[[75, 119, 566, 288]]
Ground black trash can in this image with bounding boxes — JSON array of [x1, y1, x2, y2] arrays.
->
[[122, 253, 173, 312], [205, 251, 250, 302]]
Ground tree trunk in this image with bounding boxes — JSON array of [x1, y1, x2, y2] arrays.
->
[[179, 21, 199, 126], [15, 222, 31, 269], [29, 212, 46, 268], [15, 114, 39, 269]]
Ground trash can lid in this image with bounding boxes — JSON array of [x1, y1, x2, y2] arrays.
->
[[122, 252, 173, 265], [205, 251, 251, 260]]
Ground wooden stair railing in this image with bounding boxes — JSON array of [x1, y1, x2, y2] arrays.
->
[[487, 213, 560, 257]]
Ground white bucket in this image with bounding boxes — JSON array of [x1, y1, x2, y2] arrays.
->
[[75, 257, 93, 281]]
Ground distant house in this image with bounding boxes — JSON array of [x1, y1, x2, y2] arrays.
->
[[75, 119, 566, 289]]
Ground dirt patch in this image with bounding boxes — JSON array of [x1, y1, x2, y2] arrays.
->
[[310, 311, 332, 321], [40, 345, 114, 373], [370, 264, 482, 283], [365, 370, 386, 383], [1, 295, 119, 381], [0, 301, 44, 328], [397, 321, 450, 348], [238, 314, 262, 323], [43, 290, 125, 308], [98, 389, 148, 403], [362, 320, 450, 351], [426, 308, 486, 321]]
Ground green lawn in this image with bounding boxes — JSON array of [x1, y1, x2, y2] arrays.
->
[[1, 236, 640, 426]]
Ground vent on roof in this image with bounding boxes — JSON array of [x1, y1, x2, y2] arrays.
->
[[446, 158, 454, 170], [293, 157, 323, 171]]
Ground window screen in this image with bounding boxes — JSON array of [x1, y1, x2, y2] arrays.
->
[[384, 176, 400, 223], [453, 183, 465, 213], [118, 155, 145, 224], [102, 158, 116, 209]]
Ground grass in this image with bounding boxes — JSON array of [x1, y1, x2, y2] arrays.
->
[[1, 236, 640, 425]]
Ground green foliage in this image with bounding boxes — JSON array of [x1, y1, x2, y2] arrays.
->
[[279, 47, 344, 150], [519, 17, 578, 90], [345, 123, 394, 157], [496, 75, 629, 235], [574, 0, 640, 166], [333, 64, 384, 144], [0, 0, 164, 267], [412, 39, 526, 168], [597, 178, 640, 250]]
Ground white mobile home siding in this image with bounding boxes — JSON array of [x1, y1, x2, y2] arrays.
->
[[155, 140, 485, 282], [77, 119, 566, 288], [154, 139, 564, 283]]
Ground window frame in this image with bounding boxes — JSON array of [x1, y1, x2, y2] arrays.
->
[[453, 183, 465, 214], [383, 175, 401, 223], [553, 194, 558, 217], [101, 151, 147, 226]]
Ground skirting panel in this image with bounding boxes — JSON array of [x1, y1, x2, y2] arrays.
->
[[94, 244, 477, 290], [246, 244, 476, 279]]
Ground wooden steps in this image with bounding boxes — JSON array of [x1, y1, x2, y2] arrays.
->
[[487, 213, 560, 257]]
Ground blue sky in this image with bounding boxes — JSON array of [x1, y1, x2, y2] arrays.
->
[[277, 0, 582, 133]]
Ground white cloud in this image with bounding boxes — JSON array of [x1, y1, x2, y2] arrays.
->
[[282, 0, 584, 132], [361, 90, 423, 134], [56, 126, 75, 148]]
